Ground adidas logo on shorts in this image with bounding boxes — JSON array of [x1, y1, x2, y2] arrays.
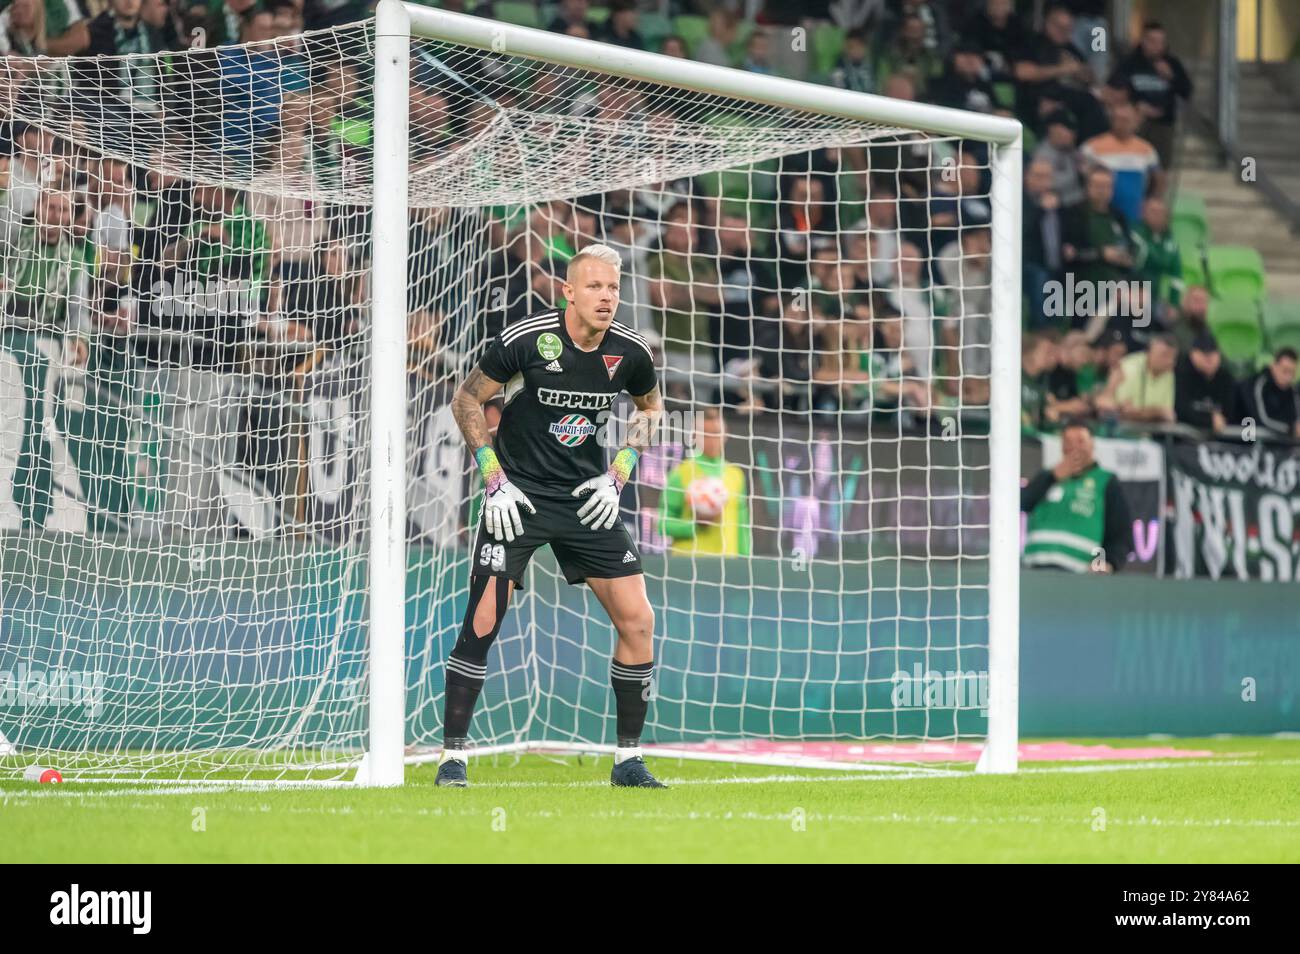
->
[[545, 359, 563, 372], [622, 550, 636, 563]]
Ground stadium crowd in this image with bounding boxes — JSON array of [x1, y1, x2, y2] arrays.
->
[[0, 0, 1295, 494]]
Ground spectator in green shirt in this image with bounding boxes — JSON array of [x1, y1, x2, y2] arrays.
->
[[1132, 195, 1182, 310], [168, 184, 270, 289], [2, 189, 87, 330], [1063, 166, 1134, 289]]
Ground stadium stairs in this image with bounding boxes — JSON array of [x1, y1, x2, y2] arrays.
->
[[1180, 60, 1300, 301]]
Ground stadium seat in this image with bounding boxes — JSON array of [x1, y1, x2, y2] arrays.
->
[[1262, 299, 1300, 352], [1182, 244, 1208, 291], [640, 11, 673, 49], [1171, 221, 1204, 260], [1171, 193, 1210, 248], [811, 23, 845, 79], [673, 14, 709, 57], [1207, 296, 1264, 368], [733, 18, 755, 60], [494, 1, 540, 28], [1207, 245, 1267, 301]]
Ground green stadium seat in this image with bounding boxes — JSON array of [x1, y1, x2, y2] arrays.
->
[[1171, 193, 1209, 248], [494, 1, 540, 28], [1208, 296, 1264, 368], [640, 11, 672, 49], [1181, 245, 1208, 291], [1207, 245, 1267, 301], [1262, 299, 1300, 352], [812, 23, 845, 78], [673, 14, 709, 56], [732, 18, 754, 60], [1171, 221, 1204, 257]]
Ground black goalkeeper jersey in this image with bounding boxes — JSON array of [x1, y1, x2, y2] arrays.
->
[[477, 308, 658, 499]]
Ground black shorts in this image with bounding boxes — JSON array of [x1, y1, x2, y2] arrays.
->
[[471, 492, 643, 589]]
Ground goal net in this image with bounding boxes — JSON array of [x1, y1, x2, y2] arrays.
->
[[0, 3, 1020, 782]]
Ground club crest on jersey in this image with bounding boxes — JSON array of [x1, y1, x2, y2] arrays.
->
[[537, 332, 563, 361], [549, 413, 597, 446], [602, 354, 623, 380]]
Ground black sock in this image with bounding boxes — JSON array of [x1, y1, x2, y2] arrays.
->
[[441, 575, 508, 747], [610, 660, 654, 748], [442, 656, 487, 745]]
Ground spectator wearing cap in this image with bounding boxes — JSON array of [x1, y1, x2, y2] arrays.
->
[[828, 29, 874, 94], [932, 40, 998, 114], [960, 0, 1029, 83], [1032, 109, 1085, 207], [1095, 334, 1179, 425], [1080, 96, 1164, 226], [1232, 348, 1300, 439], [1108, 22, 1192, 168], [1174, 332, 1234, 434]]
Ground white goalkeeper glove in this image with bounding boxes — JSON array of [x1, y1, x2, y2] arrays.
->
[[483, 477, 535, 543], [572, 473, 623, 530]]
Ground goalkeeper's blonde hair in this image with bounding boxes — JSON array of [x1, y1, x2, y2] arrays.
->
[[567, 244, 622, 280]]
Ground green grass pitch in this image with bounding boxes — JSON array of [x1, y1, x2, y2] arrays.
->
[[2, 737, 1297, 863]]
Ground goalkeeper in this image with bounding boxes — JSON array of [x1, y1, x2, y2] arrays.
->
[[438, 244, 667, 789]]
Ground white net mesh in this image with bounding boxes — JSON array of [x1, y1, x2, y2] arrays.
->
[[0, 15, 997, 779]]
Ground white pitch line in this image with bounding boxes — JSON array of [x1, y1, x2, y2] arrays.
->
[[4, 754, 1295, 799]]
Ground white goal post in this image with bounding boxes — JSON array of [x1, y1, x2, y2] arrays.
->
[[369, 0, 1022, 782]]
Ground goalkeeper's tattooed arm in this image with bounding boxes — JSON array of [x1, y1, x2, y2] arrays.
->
[[454, 366, 534, 541], [451, 366, 502, 456], [574, 385, 663, 529]]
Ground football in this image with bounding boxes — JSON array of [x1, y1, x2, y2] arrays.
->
[[687, 476, 729, 520]]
